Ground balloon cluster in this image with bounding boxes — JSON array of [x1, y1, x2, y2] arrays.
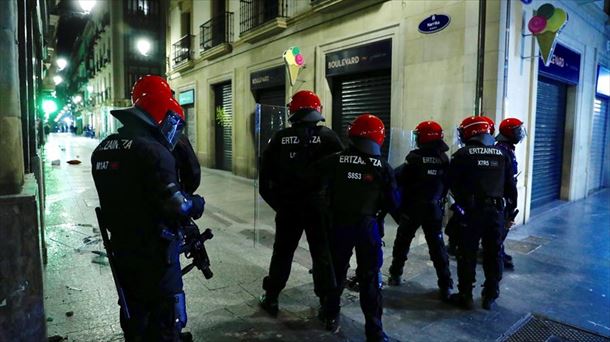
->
[[527, 3, 568, 35]]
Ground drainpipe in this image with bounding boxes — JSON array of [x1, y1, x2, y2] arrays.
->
[[501, 0, 511, 118], [0, 0, 25, 195], [475, 0, 487, 116]]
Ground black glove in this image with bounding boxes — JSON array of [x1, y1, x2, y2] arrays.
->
[[190, 195, 205, 219]]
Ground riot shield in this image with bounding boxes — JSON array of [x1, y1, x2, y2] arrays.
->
[[252, 103, 287, 247]]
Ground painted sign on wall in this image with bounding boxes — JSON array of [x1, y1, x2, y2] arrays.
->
[[538, 43, 580, 85], [325, 39, 392, 77], [418, 14, 451, 34], [178, 89, 194, 106]]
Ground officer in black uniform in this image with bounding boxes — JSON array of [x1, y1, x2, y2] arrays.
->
[[258, 90, 344, 316], [173, 133, 201, 195], [312, 114, 399, 342], [388, 120, 453, 301], [92, 88, 205, 341], [448, 116, 517, 310], [495, 118, 526, 270], [445, 116, 496, 257]]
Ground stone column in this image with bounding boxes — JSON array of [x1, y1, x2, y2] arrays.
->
[[0, 0, 25, 195]]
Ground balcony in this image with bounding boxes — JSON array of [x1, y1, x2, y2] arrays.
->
[[172, 34, 194, 69], [311, 0, 387, 13], [239, 0, 292, 43], [200, 12, 234, 60]]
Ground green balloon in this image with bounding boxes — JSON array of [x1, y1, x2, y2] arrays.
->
[[537, 3, 555, 19], [292, 47, 300, 55], [546, 8, 567, 33]]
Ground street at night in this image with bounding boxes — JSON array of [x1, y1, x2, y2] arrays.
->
[[1, 0, 610, 341]]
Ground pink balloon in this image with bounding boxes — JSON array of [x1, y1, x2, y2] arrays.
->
[[528, 16, 547, 35], [295, 54, 304, 66]]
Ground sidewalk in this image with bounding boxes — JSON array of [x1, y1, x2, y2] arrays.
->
[[42, 133, 610, 341]]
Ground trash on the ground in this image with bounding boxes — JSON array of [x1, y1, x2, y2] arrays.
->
[[0, 299, 6, 307], [66, 159, 81, 165], [48, 335, 66, 342], [91, 250, 108, 257], [51, 159, 60, 166], [65, 311, 74, 317], [46, 317, 54, 322], [65, 285, 82, 291], [91, 255, 109, 266]]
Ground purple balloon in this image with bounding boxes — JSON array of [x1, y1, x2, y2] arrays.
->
[[528, 16, 547, 34]]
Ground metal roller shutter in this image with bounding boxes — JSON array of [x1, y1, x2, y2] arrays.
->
[[214, 82, 233, 171], [587, 98, 609, 193], [531, 76, 568, 209], [332, 70, 391, 157]]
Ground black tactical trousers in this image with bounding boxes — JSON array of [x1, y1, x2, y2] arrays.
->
[[455, 202, 505, 299], [263, 206, 335, 299], [389, 203, 452, 289], [326, 218, 384, 340], [115, 246, 184, 342]]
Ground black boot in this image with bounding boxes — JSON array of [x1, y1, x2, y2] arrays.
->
[[481, 287, 499, 310], [449, 293, 474, 310], [259, 294, 279, 317], [439, 287, 452, 302], [503, 253, 514, 270], [387, 274, 403, 286], [482, 296, 496, 310]]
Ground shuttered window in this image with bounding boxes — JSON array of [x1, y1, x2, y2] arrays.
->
[[214, 82, 233, 171], [531, 76, 567, 209], [332, 70, 391, 157], [587, 98, 609, 193]]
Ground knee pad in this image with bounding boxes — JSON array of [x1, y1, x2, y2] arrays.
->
[[173, 292, 187, 330]]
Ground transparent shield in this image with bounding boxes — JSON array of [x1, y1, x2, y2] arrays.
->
[[387, 127, 413, 167], [253, 104, 288, 247]]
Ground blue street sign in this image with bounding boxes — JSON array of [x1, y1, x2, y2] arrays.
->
[[418, 14, 451, 34]]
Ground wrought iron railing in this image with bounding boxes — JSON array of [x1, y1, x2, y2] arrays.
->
[[200, 12, 234, 51], [239, 0, 291, 35], [172, 34, 193, 66]]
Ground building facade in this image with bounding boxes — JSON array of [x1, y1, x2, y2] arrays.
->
[[65, 0, 168, 138], [165, 0, 610, 223]]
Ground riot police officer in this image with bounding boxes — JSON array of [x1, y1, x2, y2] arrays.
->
[[313, 114, 399, 342], [449, 116, 517, 310], [258, 90, 344, 316], [92, 76, 205, 341], [495, 118, 526, 270], [446, 116, 495, 256], [388, 121, 453, 301]]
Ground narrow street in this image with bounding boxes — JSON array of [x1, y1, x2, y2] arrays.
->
[[43, 133, 610, 341]]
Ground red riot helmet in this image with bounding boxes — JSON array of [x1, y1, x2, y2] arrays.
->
[[498, 118, 526, 144], [131, 75, 173, 104], [288, 90, 324, 123], [414, 120, 444, 145], [458, 116, 491, 143], [111, 93, 185, 150], [481, 116, 496, 135], [348, 114, 385, 145]]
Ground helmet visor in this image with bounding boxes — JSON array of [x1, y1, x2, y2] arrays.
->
[[514, 126, 527, 143], [159, 110, 185, 150]]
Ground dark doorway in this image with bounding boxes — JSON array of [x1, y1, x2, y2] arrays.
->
[[214, 82, 233, 171]]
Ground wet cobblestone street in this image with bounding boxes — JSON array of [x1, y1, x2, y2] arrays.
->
[[42, 133, 610, 341]]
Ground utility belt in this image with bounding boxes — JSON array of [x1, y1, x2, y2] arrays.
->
[[472, 196, 505, 209]]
